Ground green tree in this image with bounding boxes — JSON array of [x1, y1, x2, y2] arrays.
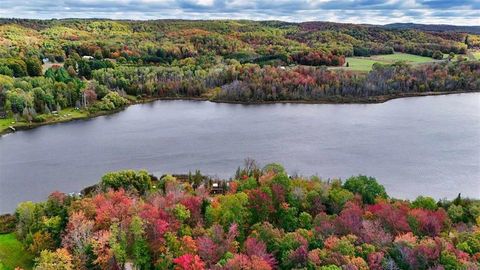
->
[[130, 216, 152, 270], [328, 187, 354, 214], [0, 58, 27, 77], [343, 175, 387, 204], [432, 50, 444, 60], [6, 88, 27, 114], [0, 65, 13, 76], [110, 223, 127, 268], [100, 170, 152, 195], [173, 204, 191, 223], [298, 211, 312, 229], [412, 196, 438, 210], [447, 204, 464, 223], [78, 60, 92, 79], [26, 57, 43, 76], [262, 163, 286, 174], [278, 204, 298, 232], [205, 192, 249, 231], [34, 248, 73, 270]]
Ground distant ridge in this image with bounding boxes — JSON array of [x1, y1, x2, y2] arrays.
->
[[384, 23, 480, 34]]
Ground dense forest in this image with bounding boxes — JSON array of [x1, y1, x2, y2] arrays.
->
[[0, 19, 479, 127], [1, 161, 479, 269]]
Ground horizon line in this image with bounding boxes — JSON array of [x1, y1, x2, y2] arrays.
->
[[1, 18, 479, 27]]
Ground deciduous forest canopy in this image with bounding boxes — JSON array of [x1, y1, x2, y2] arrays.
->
[[0, 19, 479, 130], [0, 17, 479, 270], [0, 162, 479, 269]]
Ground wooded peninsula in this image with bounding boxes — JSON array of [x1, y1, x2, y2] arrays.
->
[[0, 161, 479, 269]]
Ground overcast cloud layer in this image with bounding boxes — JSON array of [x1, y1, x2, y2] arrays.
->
[[1, 0, 479, 25]]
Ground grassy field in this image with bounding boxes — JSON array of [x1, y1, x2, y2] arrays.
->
[[341, 57, 380, 71], [0, 108, 89, 135], [371, 53, 435, 63], [473, 51, 480, 60], [0, 234, 34, 270], [339, 53, 438, 72]]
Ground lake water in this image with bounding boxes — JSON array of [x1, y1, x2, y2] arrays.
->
[[1, 93, 479, 213]]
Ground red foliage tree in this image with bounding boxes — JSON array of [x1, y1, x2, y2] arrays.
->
[[336, 201, 363, 236], [367, 201, 410, 234], [248, 189, 275, 223], [409, 208, 448, 237], [244, 237, 276, 268], [367, 252, 384, 270], [93, 189, 134, 229], [173, 254, 205, 270], [224, 254, 272, 270]]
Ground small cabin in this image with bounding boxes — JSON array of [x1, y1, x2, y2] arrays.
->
[[210, 181, 229, 194]]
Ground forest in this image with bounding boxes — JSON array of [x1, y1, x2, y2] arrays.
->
[[0, 161, 479, 269], [0, 19, 479, 132]]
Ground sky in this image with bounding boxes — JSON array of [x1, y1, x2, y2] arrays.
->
[[1, 0, 479, 25]]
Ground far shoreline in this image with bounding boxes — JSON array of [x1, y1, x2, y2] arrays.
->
[[1, 90, 478, 136]]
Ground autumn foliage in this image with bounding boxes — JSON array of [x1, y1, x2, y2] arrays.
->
[[11, 162, 480, 269]]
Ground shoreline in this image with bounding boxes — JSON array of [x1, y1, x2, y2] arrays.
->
[[1, 90, 477, 136], [210, 90, 477, 105]]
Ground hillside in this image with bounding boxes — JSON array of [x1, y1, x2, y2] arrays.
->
[[384, 23, 480, 34], [0, 19, 476, 62], [0, 19, 479, 134]]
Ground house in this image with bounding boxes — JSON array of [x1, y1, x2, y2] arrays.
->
[[82, 55, 94, 60]]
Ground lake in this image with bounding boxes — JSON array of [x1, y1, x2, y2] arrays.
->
[[1, 93, 479, 213]]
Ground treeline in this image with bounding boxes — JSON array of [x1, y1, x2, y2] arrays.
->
[[0, 19, 479, 124], [3, 162, 479, 269], [0, 67, 84, 121], [215, 61, 480, 102], [92, 64, 235, 97], [0, 19, 475, 68], [294, 21, 470, 57], [1, 60, 478, 123], [290, 51, 346, 66], [91, 60, 480, 103], [0, 64, 126, 122]]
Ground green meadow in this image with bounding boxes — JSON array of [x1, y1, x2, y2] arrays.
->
[[340, 53, 438, 71], [0, 234, 34, 270], [0, 108, 89, 135], [473, 51, 480, 60]]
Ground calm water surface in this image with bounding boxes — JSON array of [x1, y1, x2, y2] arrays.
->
[[1, 93, 479, 213]]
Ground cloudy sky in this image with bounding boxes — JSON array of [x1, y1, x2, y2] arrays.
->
[[1, 0, 479, 25]]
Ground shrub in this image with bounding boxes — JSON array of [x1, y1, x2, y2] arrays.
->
[[432, 50, 444, 60], [102, 91, 128, 108], [90, 91, 128, 112], [32, 115, 47, 123], [0, 214, 16, 233]]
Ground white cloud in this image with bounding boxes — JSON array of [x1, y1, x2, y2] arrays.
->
[[0, 0, 478, 25]]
